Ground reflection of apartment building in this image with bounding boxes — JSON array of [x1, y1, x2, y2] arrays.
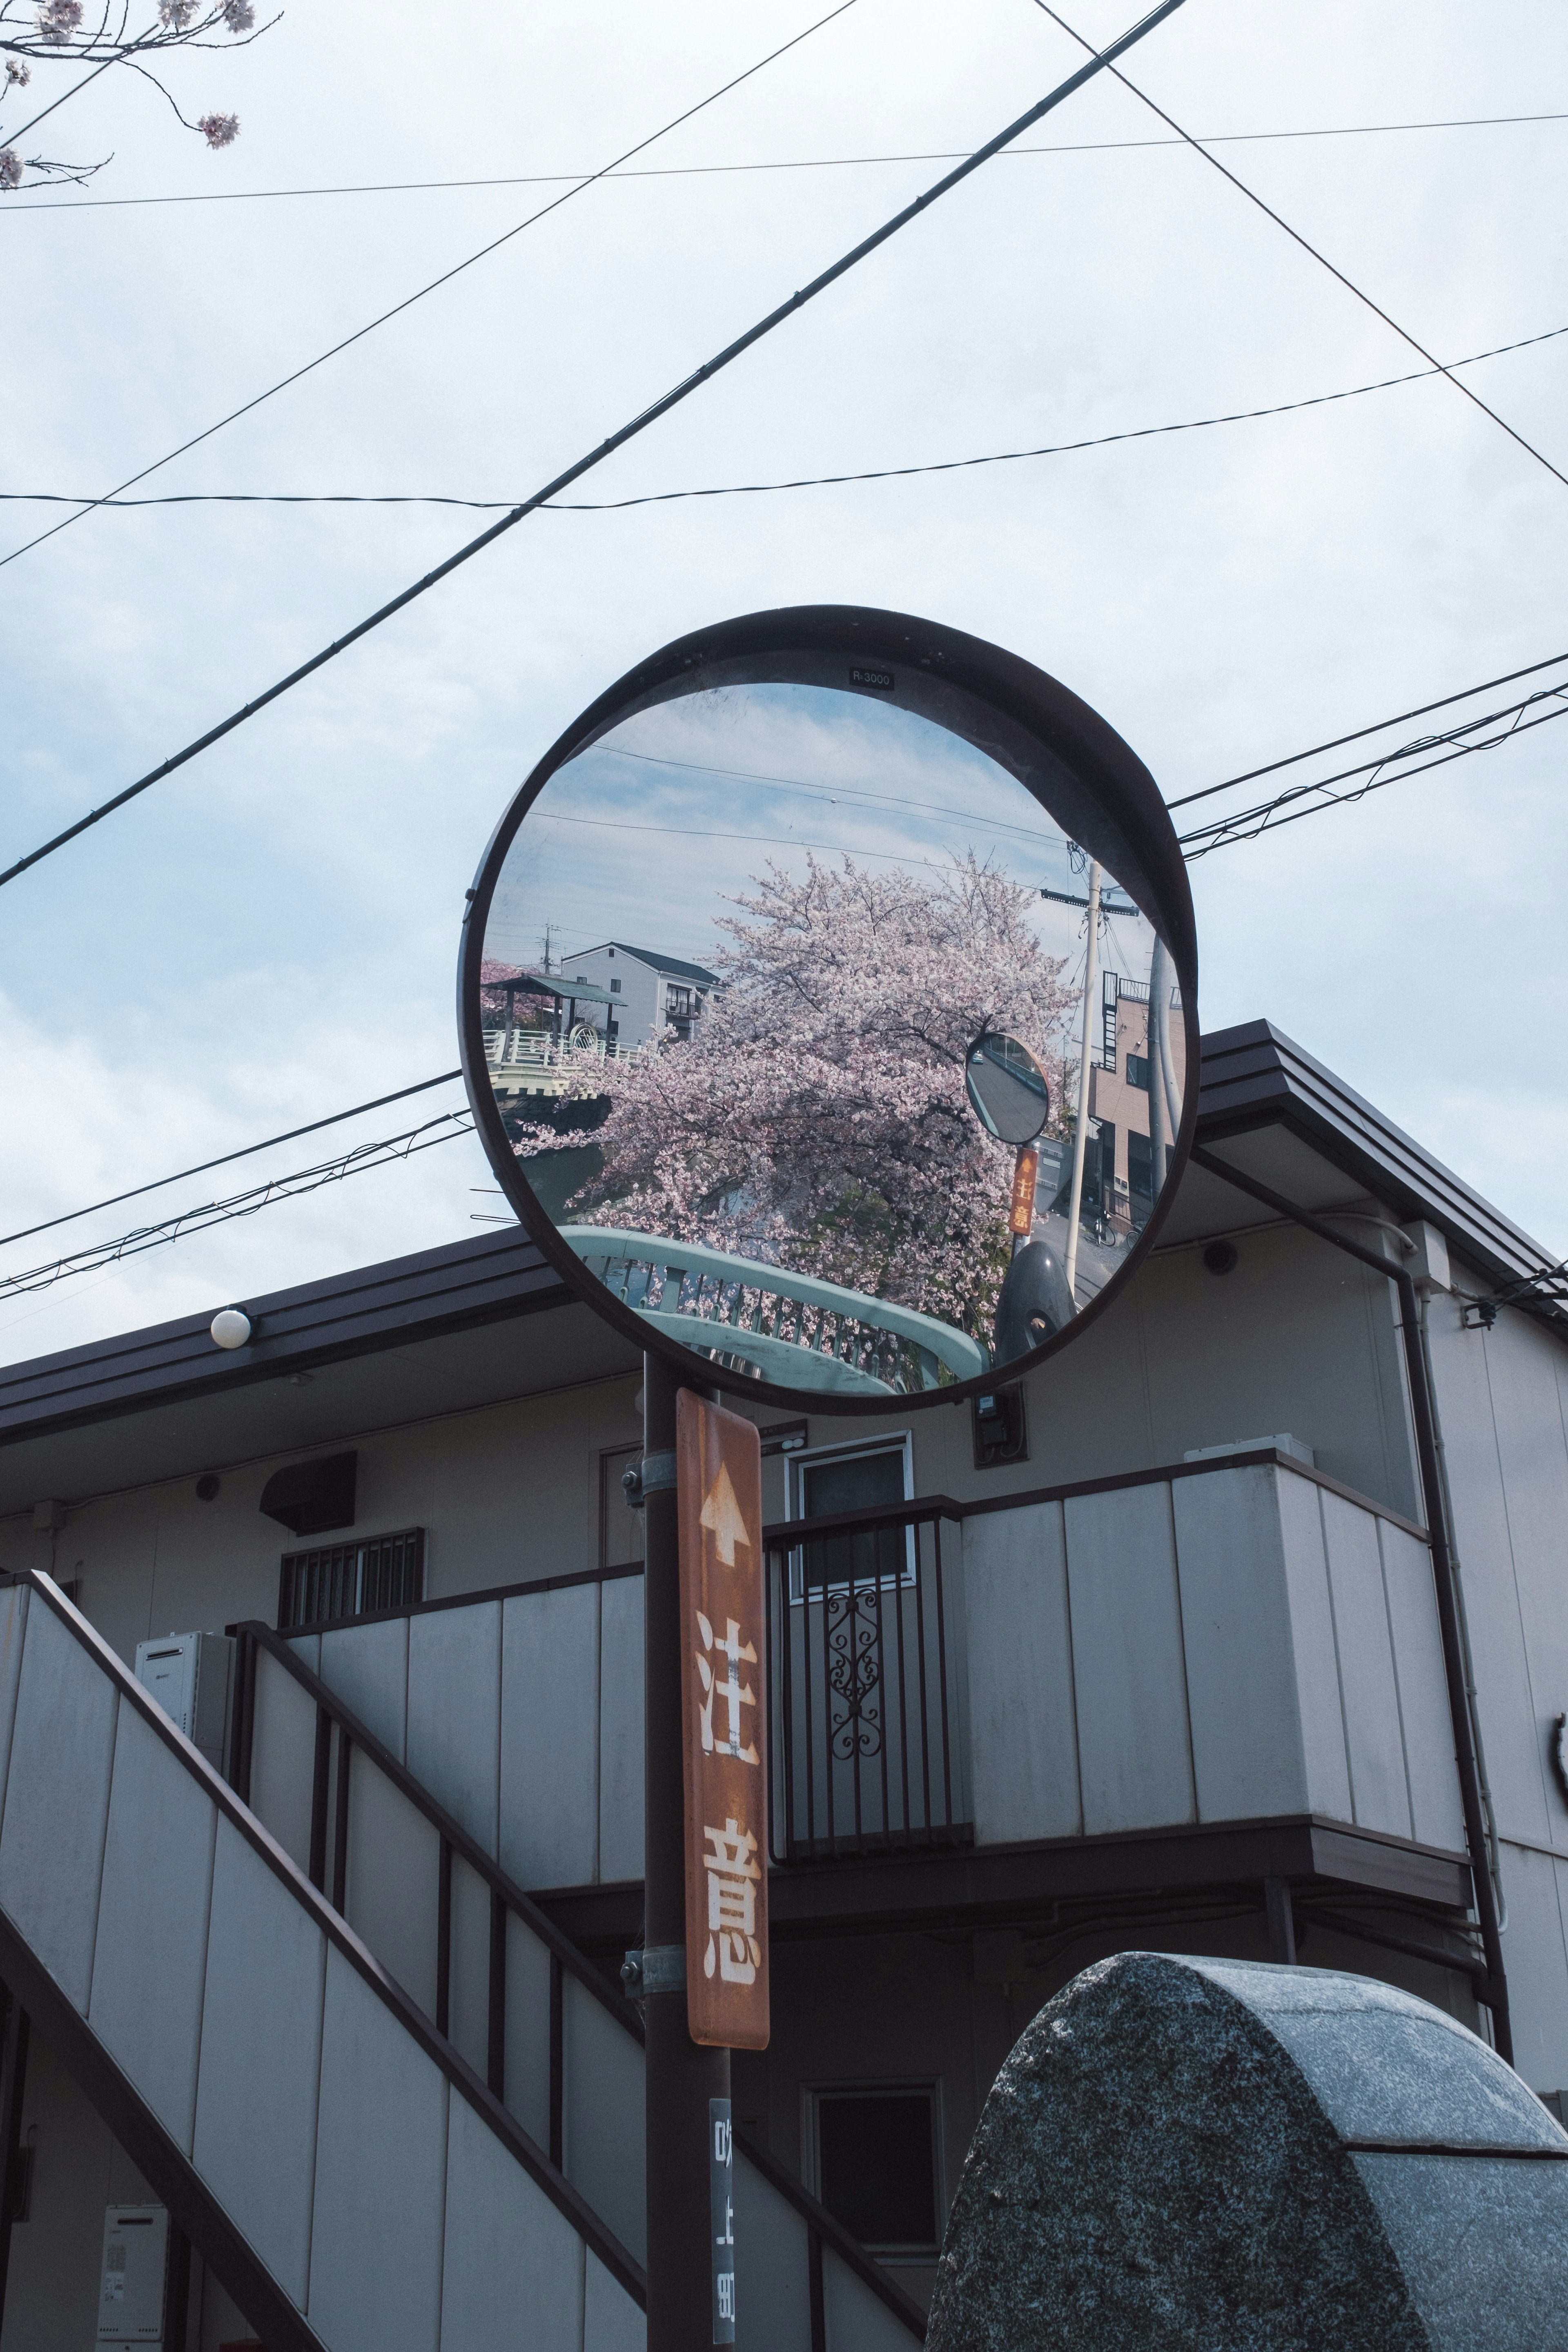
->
[[557, 943, 720, 1049], [1088, 972, 1189, 1228]]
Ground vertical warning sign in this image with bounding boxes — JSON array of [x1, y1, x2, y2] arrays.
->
[[677, 1390, 769, 2051]]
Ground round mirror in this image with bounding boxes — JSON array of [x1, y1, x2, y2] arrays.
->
[[460, 606, 1198, 1411], [966, 1031, 1051, 1147]]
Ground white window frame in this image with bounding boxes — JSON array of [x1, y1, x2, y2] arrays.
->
[[784, 1432, 914, 1604]]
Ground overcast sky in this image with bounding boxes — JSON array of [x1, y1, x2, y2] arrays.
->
[[2, 0, 1565, 1363]]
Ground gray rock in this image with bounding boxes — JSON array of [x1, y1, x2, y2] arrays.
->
[[926, 1951, 1568, 2351]]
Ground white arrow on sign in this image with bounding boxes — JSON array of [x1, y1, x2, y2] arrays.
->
[[699, 1463, 751, 1568]]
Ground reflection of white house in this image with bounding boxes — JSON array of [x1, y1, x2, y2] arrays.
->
[[560, 942, 720, 1049]]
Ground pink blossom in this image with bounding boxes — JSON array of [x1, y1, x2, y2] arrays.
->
[[510, 853, 1078, 1339], [220, 0, 255, 27], [158, 0, 197, 24], [6, 59, 31, 86], [198, 111, 239, 148], [0, 149, 20, 189]]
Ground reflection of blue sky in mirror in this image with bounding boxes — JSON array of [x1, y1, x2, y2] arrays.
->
[[486, 683, 1155, 984]]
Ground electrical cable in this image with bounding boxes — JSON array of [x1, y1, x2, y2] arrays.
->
[[1167, 645, 1568, 810], [9, 663, 1561, 1317], [1032, 0, 1568, 496], [7, 317, 1566, 516], [0, 0, 1192, 897], [1177, 681, 1568, 855], [0, 1067, 463, 1254], [0, 1106, 477, 1301], [0, 0, 862, 576], [7, 107, 1568, 214]]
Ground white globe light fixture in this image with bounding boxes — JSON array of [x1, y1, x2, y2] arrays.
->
[[209, 1308, 252, 1351]]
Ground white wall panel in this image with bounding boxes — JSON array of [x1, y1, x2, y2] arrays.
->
[[1379, 1523, 1465, 1852], [1320, 1490, 1411, 1838], [440, 2088, 587, 2352], [821, 2244, 920, 2352], [503, 1908, 552, 2150], [446, 1850, 492, 2083], [501, 1585, 600, 1889], [0, 1604, 118, 2010], [963, 1502, 1080, 1845], [320, 1616, 409, 1764], [193, 1816, 326, 2308], [249, 1645, 319, 1876], [1173, 1467, 1308, 1824], [733, 2152, 811, 2352], [343, 1752, 441, 2017], [307, 1945, 448, 2352], [408, 1600, 501, 1858], [0, 1585, 30, 1819], [586, 2250, 647, 2352], [563, 1974, 645, 2264], [1065, 1484, 1194, 1836], [1276, 1472, 1354, 1821], [599, 1577, 645, 1884], [89, 1703, 216, 2151], [1493, 1844, 1568, 2093]]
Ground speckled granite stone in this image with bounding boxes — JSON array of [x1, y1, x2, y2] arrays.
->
[[925, 1951, 1550, 2352]]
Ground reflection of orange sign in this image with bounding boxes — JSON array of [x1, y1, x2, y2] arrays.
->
[[677, 1391, 769, 2051]]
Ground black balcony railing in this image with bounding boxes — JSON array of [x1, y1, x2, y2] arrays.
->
[[764, 1498, 970, 1863]]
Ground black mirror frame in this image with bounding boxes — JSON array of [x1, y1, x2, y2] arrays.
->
[[458, 603, 1199, 1416]]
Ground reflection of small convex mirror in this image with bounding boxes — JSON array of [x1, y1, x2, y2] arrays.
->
[[966, 1032, 1050, 1147]]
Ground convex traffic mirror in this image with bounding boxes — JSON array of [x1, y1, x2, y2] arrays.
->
[[459, 606, 1198, 1412]]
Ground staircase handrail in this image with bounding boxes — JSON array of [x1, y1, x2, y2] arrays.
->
[[240, 1617, 927, 2341], [0, 1572, 647, 2310]]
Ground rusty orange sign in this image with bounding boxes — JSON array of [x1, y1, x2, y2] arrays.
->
[[677, 1390, 769, 2051]]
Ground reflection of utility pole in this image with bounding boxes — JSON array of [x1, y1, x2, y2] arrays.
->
[[1148, 934, 1171, 1194], [540, 923, 556, 974], [1063, 860, 1101, 1302]]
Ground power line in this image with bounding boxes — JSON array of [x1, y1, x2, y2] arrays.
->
[[11, 645, 1562, 1303], [1177, 679, 1568, 855], [0, 0, 862, 575], [1033, 1, 1568, 497], [7, 316, 1566, 516], [6, 107, 1566, 214], [1167, 645, 1568, 810], [0, 1107, 477, 1302], [0, 0, 1192, 896], [0, 1068, 463, 1254]]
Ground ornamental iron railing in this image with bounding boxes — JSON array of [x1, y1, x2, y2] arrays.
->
[[765, 1498, 971, 1862]]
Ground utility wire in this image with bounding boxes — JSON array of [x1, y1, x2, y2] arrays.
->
[[0, 1068, 463, 1254], [1178, 680, 1568, 855], [7, 318, 1566, 515], [6, 107, 1566, 213], [0, 0, 1191, 897], [11, 651, 1563, 1300], [1032, 0, 1568, 497], [1167, 646, 1568, 810], [0, 0, 862, 575], [0, 1107, 477, 1301]]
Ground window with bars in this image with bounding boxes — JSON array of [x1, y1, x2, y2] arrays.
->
[[276, 1526, 425, 1631]]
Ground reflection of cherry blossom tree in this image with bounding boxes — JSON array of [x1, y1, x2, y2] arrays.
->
[[514, 854, 1076, 1336]]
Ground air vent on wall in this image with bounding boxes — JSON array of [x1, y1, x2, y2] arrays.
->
[[258, 1450, 357, 1537]]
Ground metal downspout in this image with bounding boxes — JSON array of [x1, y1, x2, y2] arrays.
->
[[1190, 1146, 1513, 2064]]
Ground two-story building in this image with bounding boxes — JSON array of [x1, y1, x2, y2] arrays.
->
[[0, 1016, 1564, 2350], [560, 944, 720, 1050]]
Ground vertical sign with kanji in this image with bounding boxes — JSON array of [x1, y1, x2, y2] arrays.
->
[[677, 1390, 769, 2051]]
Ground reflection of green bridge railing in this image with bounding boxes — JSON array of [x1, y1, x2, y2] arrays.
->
[[559, 1227, 989, 1396]]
